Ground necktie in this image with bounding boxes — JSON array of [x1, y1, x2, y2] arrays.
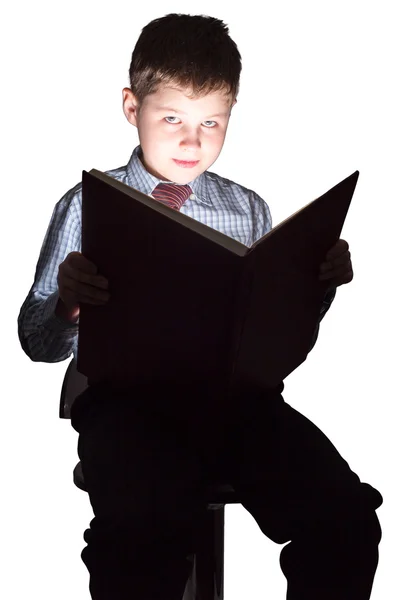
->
[[151, 182, 193, 211]]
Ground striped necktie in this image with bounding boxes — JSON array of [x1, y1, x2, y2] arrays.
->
[[151, 182, 193, 211]]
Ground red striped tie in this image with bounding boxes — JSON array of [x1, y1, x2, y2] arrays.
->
[[151, 182, 193, 211]]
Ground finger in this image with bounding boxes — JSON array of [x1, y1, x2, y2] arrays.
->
[[76, 284, 111, 303], [326, 239, 349, 261], [67, 252, 99, 275], [62, 289, 106, 307], [321, 251, 351, 273], [330, 250, 351, 269], [78, 294, 109, 305], [62, 276, 110, 302], [330, 270, 354, 287], [63, 262, 109, 289], [319, 265, 353, 284], [319, 265, 347, 279]]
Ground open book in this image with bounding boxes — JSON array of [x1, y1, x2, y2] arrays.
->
[[77, 169, 359, 390]]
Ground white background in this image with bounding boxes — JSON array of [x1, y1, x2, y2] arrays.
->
[[2, 0, 398, 598]]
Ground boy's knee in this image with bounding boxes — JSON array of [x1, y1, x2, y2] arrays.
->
[[312, 483, 383, 548], [360, 481, 383, 510]]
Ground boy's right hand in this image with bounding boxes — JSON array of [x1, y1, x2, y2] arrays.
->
[[56, 251, 110, 322]]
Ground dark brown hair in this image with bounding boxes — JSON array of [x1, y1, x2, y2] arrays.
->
[[128, 13, 242, 107]]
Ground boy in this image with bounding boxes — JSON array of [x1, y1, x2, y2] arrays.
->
[[18, 13, 382, 600]]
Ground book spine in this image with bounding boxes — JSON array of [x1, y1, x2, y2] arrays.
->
[[228, 256, 254, 388]]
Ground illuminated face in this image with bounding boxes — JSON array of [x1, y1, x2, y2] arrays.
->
[[122, 84, 236, 184]]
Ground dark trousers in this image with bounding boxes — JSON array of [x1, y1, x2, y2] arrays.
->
[[70, 380, 383, 600]]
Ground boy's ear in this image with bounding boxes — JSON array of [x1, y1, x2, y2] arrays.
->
[[122, 87, 140, 127]]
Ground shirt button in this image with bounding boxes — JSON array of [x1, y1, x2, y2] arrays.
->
[[189, 194, 195, 200]]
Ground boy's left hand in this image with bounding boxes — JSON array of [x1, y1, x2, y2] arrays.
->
[[319, 239, 353, 290]]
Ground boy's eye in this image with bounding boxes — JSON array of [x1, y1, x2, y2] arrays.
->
[[165, 116, 217, 128]]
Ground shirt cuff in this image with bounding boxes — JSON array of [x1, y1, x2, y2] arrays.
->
[[319, 286, 337, 321]]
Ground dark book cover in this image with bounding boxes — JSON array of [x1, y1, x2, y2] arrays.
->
[[77, 170, 359, 389], [233, 171, 359, 388]]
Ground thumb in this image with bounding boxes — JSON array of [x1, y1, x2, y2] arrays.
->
[[68, 251, 98, 275]]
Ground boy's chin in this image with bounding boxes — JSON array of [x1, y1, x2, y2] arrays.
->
[[162, 166, 202, 185]]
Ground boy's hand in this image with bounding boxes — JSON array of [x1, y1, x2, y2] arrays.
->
[[318, 239, 353, 291], [56, 251, 110, 321]]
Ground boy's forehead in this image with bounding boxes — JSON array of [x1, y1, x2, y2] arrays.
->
[[146, 84, 232, 110]]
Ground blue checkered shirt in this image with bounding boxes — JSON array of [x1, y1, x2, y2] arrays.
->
[[18, 145, 335, 363]]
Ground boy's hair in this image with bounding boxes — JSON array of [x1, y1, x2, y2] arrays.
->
[[128, 13, 242, 107]]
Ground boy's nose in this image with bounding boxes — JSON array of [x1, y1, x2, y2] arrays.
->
[[179, 132, 201, 149]]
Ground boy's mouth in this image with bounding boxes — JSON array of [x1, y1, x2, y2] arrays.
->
[[173, 159, 200, 168]]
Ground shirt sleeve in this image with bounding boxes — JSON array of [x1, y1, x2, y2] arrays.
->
[[308, 287, 337, 352], [17, 185, 82, 362], [249, 190, 273, 242]]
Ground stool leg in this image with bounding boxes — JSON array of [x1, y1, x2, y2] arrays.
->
[[183, 555, 196, 600], [192, 506, 225, 600]]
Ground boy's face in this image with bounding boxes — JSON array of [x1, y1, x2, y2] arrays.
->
[[122, 84, 236, 184]]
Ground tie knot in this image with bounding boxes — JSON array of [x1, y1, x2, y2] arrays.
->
[[151, 182, 193, 211]]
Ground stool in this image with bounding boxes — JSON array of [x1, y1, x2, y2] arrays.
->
[[60, 358, 241, 600]]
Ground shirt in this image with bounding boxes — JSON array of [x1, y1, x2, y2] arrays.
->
[[18, 144, 336, 363]]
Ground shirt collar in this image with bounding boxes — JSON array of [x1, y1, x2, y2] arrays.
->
[[126, 145, 212, 207]]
